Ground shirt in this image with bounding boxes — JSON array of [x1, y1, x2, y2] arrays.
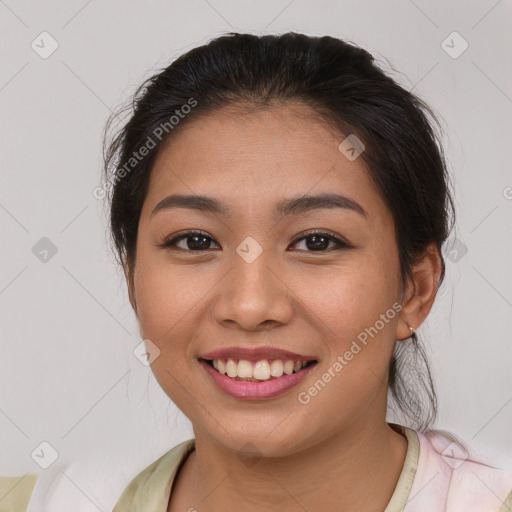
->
[[2, 424, 511, 511]]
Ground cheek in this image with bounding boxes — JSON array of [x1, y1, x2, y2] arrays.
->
[[132, 263, 202, 396], [303, 268, 400, 402], [308, 262, 399, 329], [302, 259, 401, 384], [133, 261, 199, 342]]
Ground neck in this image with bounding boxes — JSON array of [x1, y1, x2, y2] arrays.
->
[[169, 420, 408, 512]]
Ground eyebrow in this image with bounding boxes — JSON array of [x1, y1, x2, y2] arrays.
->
[[150, 192, 368, 219]]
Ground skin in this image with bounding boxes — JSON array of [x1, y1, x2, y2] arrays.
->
[[125, 103, 442, 512]]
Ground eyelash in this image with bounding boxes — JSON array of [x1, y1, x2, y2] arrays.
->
[[158, 229, 352, 253]]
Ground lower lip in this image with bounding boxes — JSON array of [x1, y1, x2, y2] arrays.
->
[[199, 360, 317, 400]]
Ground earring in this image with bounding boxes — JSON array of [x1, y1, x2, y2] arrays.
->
[[404, 321, 417, 342]]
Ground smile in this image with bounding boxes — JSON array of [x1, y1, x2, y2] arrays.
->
[[204, 358, 315, 381], [199, 357, 318, 400]]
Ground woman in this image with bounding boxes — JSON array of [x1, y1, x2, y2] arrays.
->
[[2, 32, 511, 512]]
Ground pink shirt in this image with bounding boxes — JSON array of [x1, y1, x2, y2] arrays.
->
[[399, 428, 512, 512]]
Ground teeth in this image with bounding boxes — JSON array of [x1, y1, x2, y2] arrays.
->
[[226, 358, 238, 378], [270, 360, 284, 377], [237, 360, 253, 378], [210, 358, 310, 381], [253, 360, 271, 380], [283, 360, 294, 375]]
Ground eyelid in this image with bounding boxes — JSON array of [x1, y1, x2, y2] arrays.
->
[[290, 228, 351, 248], [158, 228, 352, 251], [158, 229, 218, 249]]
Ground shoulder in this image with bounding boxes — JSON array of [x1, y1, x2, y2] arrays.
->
[[0, 474, 38, 512], [112, 438, 195, 512], [410, 427, 512, 512]]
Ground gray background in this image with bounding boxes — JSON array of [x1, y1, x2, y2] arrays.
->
[[1, 0, 511, 509]]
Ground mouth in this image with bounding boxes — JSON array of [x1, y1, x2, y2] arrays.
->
[[199, 357, 318, 382], [197, 349, 318, 400]]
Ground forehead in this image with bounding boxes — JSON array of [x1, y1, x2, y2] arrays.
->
[[143, 104, 386, 222]]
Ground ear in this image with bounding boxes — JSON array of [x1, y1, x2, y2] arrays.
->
[[396, 242, 443, 341], [123, 259, 137, 313]]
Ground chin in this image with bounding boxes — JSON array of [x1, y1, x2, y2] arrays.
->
[[201, 419, 316, 460]]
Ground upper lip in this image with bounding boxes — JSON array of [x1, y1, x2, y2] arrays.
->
[[200, 346, 317, 362]]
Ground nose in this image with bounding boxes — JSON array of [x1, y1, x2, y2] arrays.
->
[[211, 248, 295, 332]]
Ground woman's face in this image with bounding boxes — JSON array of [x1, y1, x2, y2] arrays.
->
[[130, 103, 406, 457]]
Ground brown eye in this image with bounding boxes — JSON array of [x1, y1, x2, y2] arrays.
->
[[289, 230, 351, 252], [159, 229, 351, 253], [159, 231, 220, 251]]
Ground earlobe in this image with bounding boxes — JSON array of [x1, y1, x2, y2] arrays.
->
[[396, 243, 442, 341]]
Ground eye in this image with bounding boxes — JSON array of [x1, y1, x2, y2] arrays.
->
[[289, 229, 352, 252], [158, 229, 351, 253], [158, 230, 220, 251]]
